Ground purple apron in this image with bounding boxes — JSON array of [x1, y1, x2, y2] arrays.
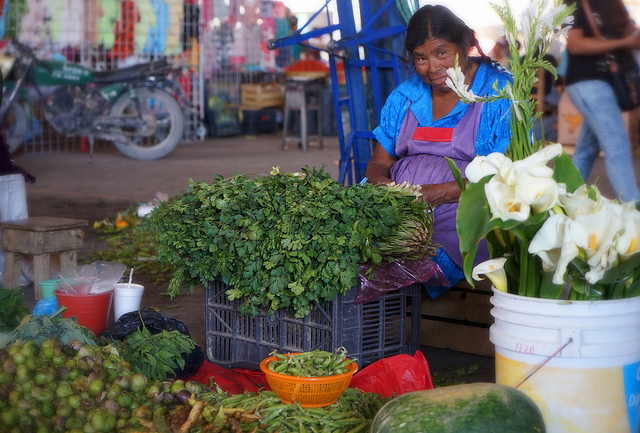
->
[[390, 102, 486, 268]]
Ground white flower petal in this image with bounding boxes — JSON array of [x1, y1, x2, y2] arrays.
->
[[465, 153, 513, 183], [514, 175, 563, 214], [616, 206, 640, 261], [472, 258, 508, 292], [485, 178, 531, 222]]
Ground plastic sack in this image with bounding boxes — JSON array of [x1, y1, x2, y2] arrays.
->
[[356, 257, 447, 304], [349, 351, 434, 397], [102, 308, 204, 378], [57, 261, 126, 295], [188, 364, 270, 394], [32, 297, 58, 316]]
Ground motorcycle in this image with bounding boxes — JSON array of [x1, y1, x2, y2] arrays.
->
[[0, 39, 190, 161]]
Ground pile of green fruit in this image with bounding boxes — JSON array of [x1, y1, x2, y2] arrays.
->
[[0, 338, 207, 432], [0, 338, 389, 433]]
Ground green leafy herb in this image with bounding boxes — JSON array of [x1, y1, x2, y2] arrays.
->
[[141, 166, 434, 317], [0, 287, 30, 332], [110, 326, 196, 380], [0, 307, 96, 348]]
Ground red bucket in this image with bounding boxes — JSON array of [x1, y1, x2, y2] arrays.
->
[[54, 289, 114, 336]]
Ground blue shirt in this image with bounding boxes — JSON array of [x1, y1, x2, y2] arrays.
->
[[373, 61, 513, 158]]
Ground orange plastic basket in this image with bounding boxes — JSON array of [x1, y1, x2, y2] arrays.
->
[[259, 354, 358, 407]]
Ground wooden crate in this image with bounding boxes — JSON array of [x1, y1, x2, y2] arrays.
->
[[417, 280, 495, 357], [241, 83, 285, 109]]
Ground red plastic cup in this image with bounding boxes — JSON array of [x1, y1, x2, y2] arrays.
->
[[54, 289, 115, 336]]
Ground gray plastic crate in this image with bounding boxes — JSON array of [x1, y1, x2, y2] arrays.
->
[[204, 280, 422, 369]]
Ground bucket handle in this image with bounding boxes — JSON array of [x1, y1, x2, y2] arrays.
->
[[515, 338, 573, 389]]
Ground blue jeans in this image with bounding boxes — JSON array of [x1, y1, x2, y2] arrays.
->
[[566, 80, 640, 202], [566, 80, 640, 203]]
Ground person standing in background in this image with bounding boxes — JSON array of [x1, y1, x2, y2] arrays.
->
[[564, 0, 640, 204]]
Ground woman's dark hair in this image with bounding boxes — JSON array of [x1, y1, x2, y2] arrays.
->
[[405, 5, 490, 63]]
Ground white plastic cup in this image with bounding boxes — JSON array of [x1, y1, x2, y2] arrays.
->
[[113, 283, 144, 322]]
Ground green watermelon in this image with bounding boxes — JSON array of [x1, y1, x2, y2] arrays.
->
[[371, 383, 545, 433]]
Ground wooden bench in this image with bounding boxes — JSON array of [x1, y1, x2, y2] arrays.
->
[[1, 216, 87, 299]]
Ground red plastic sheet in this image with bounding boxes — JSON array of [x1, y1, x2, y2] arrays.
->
[[188, 365, 271, 394], [188, 351, 433, 398]]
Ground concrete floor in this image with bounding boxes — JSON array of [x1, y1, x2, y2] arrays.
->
[[10, 132, 640, 386]]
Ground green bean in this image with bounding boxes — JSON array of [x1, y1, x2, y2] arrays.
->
[[321, 407, 341, 420], [304, 407, 328, 417], [345, 421, 370, 433], [329, 411, 358, 421]]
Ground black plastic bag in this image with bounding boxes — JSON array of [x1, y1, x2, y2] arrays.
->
[[103, 308, 204, 378]]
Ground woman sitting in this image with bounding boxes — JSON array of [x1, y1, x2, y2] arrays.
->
[[365, 5, 513, 297]]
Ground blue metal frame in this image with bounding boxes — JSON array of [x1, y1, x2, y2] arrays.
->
[[268, 0, 416, 185]]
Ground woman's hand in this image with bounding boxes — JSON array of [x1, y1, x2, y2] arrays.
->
[[365, 143, 397, 184], [420, 181, 462, 207]]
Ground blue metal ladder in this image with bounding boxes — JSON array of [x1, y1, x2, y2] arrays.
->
[[268, 0, 417, 185]]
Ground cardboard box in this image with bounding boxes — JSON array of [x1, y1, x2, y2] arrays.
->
[[558, 91, 638, 148]]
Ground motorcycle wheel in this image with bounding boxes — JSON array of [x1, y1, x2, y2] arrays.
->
[[109, 86, 185, 161], [1, 101, 28, 154]]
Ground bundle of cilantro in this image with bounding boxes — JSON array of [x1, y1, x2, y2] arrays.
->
[[142, 166, 434, 317]]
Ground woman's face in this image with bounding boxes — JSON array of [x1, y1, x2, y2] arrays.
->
[[412, 37, 467, 94]]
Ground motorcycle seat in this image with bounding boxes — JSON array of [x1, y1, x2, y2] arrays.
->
[[92, 59, 170, 84]]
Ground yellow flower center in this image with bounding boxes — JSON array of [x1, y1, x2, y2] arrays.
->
[[589, 233, 596, 250], [628, 238, 637, 254]]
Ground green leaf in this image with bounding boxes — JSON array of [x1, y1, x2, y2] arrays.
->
[[457, 176, 498, 284], [553, 152, 584, 193], [445, 156, 467, 192]]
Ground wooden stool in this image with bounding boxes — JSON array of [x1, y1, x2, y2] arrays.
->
[[1, 216, 87, 299], [282, 78, 325, 151]]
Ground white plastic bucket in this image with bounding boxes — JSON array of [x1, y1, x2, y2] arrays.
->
[[490, 289, 640, 433]]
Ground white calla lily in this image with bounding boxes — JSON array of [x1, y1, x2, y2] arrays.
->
[[529, 213, 577, 284], [466, 152, 513, 183], [514, 174, 564, 214], [511, 143, 562, 181], [568, 202, 623, 283], [485, 177, 531, 222], [523, 143, 563, 166], [616, 204, 640, 262], [558, 184, 601, 218], [472, 258, 508, 292]]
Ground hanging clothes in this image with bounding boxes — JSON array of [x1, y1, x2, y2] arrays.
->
[[2, 0, 25, 40], [142, 0, 168, 55], [164, 0, 183, 55], [47, 0, 63, 45], [109, 0, 139, 60], [0, 0, 10, 39], [133, 0, 155, 54], [85, 0, 103, 48], [97, 0, 120, 50], [181, 3, 199, 53], [57, 0, 84, 48], [18, 0, 48, 47]]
